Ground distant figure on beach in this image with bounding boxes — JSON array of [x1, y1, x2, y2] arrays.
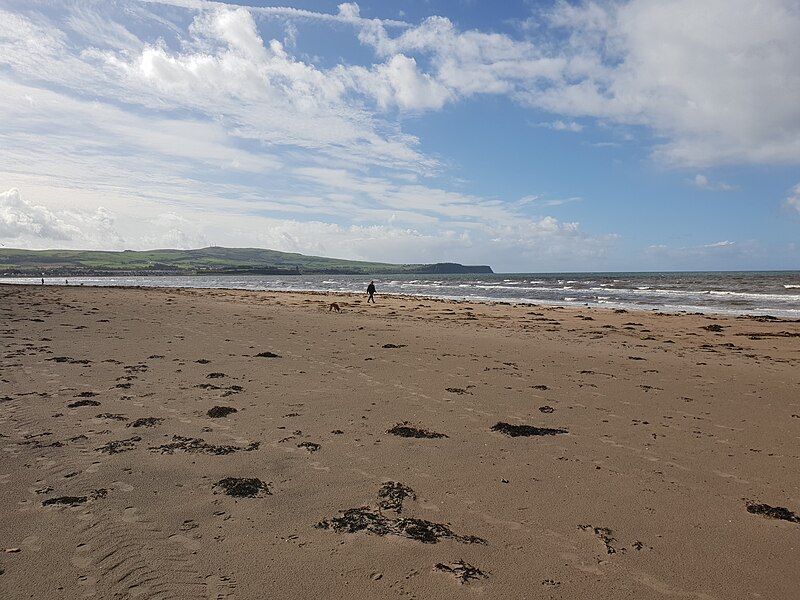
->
[[367, 281, 376, 303], [41, 277, 44, 285]]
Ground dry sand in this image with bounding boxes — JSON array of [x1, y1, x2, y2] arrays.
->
[[1, 283, 799, 599]]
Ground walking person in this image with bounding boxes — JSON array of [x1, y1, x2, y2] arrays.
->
[[367, 281, 376, 303]]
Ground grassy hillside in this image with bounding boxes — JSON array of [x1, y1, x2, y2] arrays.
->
[[0, 247, 492, 276]]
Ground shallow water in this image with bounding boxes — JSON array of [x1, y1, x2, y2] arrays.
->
[[3, 270, 799, 318]]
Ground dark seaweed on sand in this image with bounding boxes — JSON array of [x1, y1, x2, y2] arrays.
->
[[579, 524, 618, 554], [42, 496, 87, 506], [150, 435, 259, 455], [378, 481, 416, 513], [214, 477, 271, 498], [746, 503, 800, 523], [254, 351, 281, 358], [97, 413, 128, 421], [68, 399, 101, 408], [387, 422, 448, 439], [95, 436, 141, 454], [491, 422, 567, 437], [297, 441, 321, 453], [207, 406, 238, 418], [42, 489, 106, 507], [435, 560, 489, 584], [127, 417, 163, 428], [316, 507, 485, 545]]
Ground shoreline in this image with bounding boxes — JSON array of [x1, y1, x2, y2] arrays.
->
[[2, 281, 798, 320], [1, 284, 799, 599]]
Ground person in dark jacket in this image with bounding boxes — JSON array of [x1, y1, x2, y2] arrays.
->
[[367, 281, 376, 303]]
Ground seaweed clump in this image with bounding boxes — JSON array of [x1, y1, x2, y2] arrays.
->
[[387, 422, 448, 439], [42, 496, 87, 507], [491, 422, 567, 437], [95, 436, 141, 454], [316, 508, 485, 545], [127, 417, 163, 428], [378, 481, 416, 513], [68, 399, 101, 408], [746, 503, 800, 523], [150, 435, 259, 455], [435, 560, 489, 584], [214, 477, 271, 498], [579, 524, 618, 554], [207, 406, 238, 418]]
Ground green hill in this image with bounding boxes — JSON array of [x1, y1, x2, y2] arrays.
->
[[0, 247, 493, 276]]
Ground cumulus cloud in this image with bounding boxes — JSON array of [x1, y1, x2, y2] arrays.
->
[[533, 0, 800, 167], [355, 0, 800, 166], [0, 188, 77, 240], [0, 188, 124, 246]]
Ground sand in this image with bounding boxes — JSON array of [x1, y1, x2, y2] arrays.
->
[[1, 283, 798, 599]]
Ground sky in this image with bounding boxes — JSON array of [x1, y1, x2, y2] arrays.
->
[[1, 0, 799, 273]]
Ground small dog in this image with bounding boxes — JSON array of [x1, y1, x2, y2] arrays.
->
[[329, 302, 341, 313]]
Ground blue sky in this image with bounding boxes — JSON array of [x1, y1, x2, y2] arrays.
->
[[1, 0, 798, 272]]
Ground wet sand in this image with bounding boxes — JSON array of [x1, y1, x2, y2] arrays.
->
[[1, 283, 799, 599]]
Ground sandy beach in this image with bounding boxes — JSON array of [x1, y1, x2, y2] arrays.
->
[[1, 283, 799, 599]]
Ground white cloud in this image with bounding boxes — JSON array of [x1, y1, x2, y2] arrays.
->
[[691, 174, 736, 192], [533, 0, 800, 167], [538, 120, 583, 132], [354, 0, 800, 167], [784, 183, 800, 214], [0, 188, 123, 245]]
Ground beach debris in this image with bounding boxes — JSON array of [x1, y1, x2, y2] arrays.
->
[[318, 482, 485, 544], [47, 356, 91, 364], [377, 481, 416, 513], [195, 358, 211, 364], [434, 560, 488, 584], [317, 507, 485, 545], [96, 413, 128, 421], [196, 383, 243, 396], [127, 417, 163, 428], [491, 422, 567, 437], [207, 406, 238, 418], [445, 387, 472, 395], [213, 477, 271, 498], [297, 441, 321, 453], [387, 422, 448, 439], [42, 489, 106, 507], [538, 405, 555, 413], [68, 399, 101, 408], [703, 324, 724, 332], [254, 351, 281, 358], [746, 502, 800, 523], [150, 435, 259, 455], [382, 344, 406, 349], [579, 524, 619, 554], [95, 436, 141, 454], [74, 391, 98, 397], [42, 496, 87, 506], [531, 384, 549, 390], [206, 372, 226, 378]]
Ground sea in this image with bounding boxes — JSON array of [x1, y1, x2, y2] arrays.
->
[[3, 271, 799, 319]]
